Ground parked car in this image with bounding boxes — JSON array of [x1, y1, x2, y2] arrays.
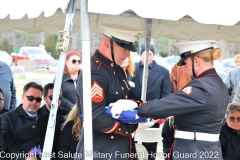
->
[[154, 55, 172, 73], [11, 47, 54, 69], [0, 51, 12, 66], [130, 52, 141, 63], [218, 58, 235, 73]]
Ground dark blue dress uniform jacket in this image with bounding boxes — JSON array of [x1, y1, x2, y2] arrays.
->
[[75, 50, 142, 160], [138, 68, 229, 160]]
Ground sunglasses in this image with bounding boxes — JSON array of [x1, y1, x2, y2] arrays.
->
[[229, 116, 240, 122], [71, 59, 81, 64], [46, 95, 62, 101], [25, 95, 42, 103]]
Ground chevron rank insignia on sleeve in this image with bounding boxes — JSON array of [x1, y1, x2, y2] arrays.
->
[[182, 86, 193, 95], [91, 81, 104, 102]]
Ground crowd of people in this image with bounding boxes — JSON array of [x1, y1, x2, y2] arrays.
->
[[0, 24, 240, 160]]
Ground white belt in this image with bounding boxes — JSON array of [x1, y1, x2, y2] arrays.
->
[[174, 130, 219, 142]]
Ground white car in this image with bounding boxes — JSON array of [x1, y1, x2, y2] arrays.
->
[[154, 56, 172, 73], [130, 52, 141, 63], [0, 51, 12, 66]]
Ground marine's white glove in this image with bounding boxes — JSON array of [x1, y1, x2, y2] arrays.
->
[[137, 119, 158, 130], [109, 99, 138, 115], [128, 81, 135, 88]]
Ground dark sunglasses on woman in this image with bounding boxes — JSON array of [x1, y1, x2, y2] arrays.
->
[[25, 95, 42, 103], [72, 59, 81, 64], [46, 95, 62, 101]]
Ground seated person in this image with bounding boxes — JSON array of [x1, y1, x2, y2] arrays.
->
[[1, 82, 47, 160], [0, 88, 9, 115], [220, 103, 240, 160], [0, 117, 6, 158], [161, 116, 175, 160], [40, 83, 70, 156], [56, 105, 82, 160]]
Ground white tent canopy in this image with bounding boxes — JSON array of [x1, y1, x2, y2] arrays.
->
[[1, 0, 240, 42]]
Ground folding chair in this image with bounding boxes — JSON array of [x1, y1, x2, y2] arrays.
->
[[134, 128, 162, 160]]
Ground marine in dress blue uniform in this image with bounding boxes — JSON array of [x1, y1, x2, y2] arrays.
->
[[137, 40, 229, 160], [75, 24, 143, 160]]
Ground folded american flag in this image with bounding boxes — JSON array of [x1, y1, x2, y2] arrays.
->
[[105, 106, 150, 124]]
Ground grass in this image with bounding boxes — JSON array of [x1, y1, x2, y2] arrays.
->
[[16, 85, 24, 99]]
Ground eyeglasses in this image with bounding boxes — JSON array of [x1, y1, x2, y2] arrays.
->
[[71, 59, 81, 64], [25, 95, 42, 103], [0, 97, 4, 101], [46, 95, 62, 101], [229, 116, 240, 122]]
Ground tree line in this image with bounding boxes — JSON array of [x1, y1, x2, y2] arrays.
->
[[0, 30, 239, 60]]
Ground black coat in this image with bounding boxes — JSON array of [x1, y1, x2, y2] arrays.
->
[[0, 116, 6, 157], [0, 108, 9, 115], [220, 123, 240, 160], [75, 50, 142, 160], [39, 104, 69, 156], [162, 117, 175, 160], [54, 74, 76, 111], [61, 73, 78, 107], [138, 68, 229, 160], [56, 120, 79, 160], [133, 61, 171, 101], [1, 105, 49, 160]]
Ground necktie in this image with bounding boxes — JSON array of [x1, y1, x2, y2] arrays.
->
[[31, 116, 37, 121]]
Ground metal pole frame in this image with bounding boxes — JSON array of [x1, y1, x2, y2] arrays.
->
[[141, 18, 152, 101], [42, 1, 76, 159], [80, 0, 93, 159]]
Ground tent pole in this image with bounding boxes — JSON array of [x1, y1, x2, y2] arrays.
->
[[141, 18, 152, 102], [41, 0, 76, 160], [80, 0, 93, 159]]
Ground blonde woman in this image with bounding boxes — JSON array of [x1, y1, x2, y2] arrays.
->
[[120, 55, 135, 87], [56, 105, 82, 160], [138, 40, 228, 160]]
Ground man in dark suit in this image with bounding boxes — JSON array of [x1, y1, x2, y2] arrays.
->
[[40, 83, 69, 156], [133, 44, 171, 160], [1, 82, 48, 160]]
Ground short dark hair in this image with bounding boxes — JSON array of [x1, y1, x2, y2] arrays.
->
[[0, 88, 3, 96], [43, 83, 54, 97], [43, 83, 62, 97], [23, 82, 43, 95]]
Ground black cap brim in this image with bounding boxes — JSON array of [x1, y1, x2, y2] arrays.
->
[[177, 58, 186, 66], [115, 41, 137, 52]]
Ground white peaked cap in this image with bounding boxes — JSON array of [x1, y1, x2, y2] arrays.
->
[[100, 24, 142, 42], [174, 40, 216, 54]]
